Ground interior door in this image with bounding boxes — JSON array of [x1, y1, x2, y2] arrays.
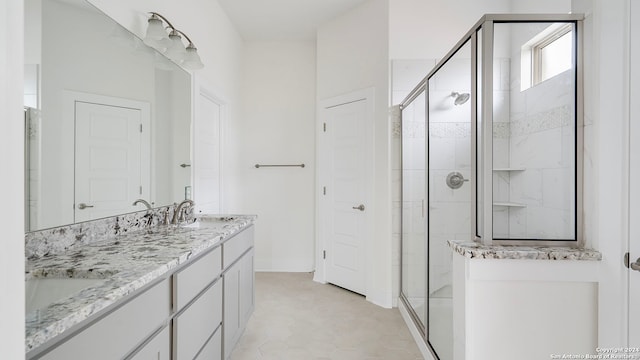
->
[[74, 101, 145, 222], [193, 87, 222, 214], [321, 97, 369, 295]]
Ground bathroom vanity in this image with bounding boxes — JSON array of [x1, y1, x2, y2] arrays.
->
[[449, 241, 601, 360], [25, 213, 255, 360]]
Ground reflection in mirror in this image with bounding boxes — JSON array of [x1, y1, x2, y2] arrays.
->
[[24, 0, 192, 231]]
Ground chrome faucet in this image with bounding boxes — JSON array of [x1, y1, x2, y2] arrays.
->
[[172, 199, 194, 224], [132, 199, 152, 210]]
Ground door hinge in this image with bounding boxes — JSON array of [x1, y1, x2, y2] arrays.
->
[[323, 122, 326, 132], [323, 250, 326, 259], [625, 252, 630, 268], [323, 186, 326, 195]]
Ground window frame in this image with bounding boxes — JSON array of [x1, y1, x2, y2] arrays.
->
[[531, 24, 573, 86]]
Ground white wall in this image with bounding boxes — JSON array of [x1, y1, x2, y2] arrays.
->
[[317, 0, 392, 307], [0, 0, 25, 358], [389, 0, 511, 60], [572, 0, 630, 349], [227, 40, 317, 272]]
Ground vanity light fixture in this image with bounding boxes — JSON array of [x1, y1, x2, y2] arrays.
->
[[143, 12, 204, 70]]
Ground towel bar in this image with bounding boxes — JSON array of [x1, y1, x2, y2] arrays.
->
[[254, 164, 305, 168]]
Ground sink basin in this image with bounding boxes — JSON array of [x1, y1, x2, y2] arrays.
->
[[26, 278, 105, 313], [181, 216, 237, 229]]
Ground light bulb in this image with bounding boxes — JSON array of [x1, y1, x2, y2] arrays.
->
[[165, 31, 186, 63], [182, 44, 204, 70]]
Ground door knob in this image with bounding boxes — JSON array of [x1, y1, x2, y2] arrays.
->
[[77, 203, 94, 210], [631, 257, 640, 272], [352, 204, 365, 211]]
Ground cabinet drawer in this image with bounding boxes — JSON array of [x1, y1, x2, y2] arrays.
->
[[195, 327, 222, 360], [175, 246, 222, 310], [223, 226, 254, 269], [174, 280, 223, 360], [41, 279, 171, 360], [128, 326, 170, 360]]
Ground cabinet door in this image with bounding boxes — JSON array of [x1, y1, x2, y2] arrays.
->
[[223, 260, 241, 360], [239, 249, 255, 325], [128, 327, 170, 360]]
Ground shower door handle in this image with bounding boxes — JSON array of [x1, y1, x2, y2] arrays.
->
[[352, 204, 365, 211]]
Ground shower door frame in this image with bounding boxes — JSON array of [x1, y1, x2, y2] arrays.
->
[[398, 13, 586, 360], [419, 13, 584, 248], [399, 88, 428, 338]]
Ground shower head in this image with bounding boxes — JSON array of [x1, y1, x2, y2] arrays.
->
[[451, 91, 470, 105]]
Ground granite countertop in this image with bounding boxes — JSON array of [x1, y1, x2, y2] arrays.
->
[[25, 215, 256, 353], [448, 240, 602, 260]]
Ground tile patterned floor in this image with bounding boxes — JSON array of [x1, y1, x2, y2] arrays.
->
[[230, 272, 423, 360]]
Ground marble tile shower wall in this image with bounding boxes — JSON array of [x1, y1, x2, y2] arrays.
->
[[493, 58, 513, 237], [25, 205, 192, 259], [505, 69, 575, 239]]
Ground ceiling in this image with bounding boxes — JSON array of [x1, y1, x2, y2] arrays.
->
[[217, 0, 370, 41]]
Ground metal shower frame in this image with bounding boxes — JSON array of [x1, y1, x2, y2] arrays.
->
[[398, 13, 585, 360]]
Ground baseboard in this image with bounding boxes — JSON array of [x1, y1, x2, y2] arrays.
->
[[366, 288, 393, 309], [254, 257, 314, 272]]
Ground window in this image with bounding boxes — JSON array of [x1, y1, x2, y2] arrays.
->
[[521, 23, 574, 91], [533, 25, 573, 84]]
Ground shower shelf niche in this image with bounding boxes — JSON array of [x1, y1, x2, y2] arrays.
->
[[492, 168, 525, 171], [493, 202, 526, 207]]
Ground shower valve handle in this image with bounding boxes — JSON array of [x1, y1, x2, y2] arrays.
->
[[446, 172, 468, 190]]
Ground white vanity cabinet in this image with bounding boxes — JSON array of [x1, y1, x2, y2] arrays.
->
[[223, 226, 255, 360], [30, 223, 255, 360], [172, 246, 223, 360], [40, 278, 171, 360]]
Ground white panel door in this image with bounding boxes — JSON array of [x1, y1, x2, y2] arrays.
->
[[629, 0, 640, 347], [194, 89, 222, 214], [75, 101, 144, 222], [322, 99, 368, 295]]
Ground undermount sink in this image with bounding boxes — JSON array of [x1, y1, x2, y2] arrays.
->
[[25, 277, 105, 313], [181, 216, 237, 229]]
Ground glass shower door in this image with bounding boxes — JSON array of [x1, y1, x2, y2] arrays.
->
[[401, 90, 427, 330], [427, 40, 472, 360]]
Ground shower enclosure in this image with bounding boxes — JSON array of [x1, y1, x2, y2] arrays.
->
[[399, 14, 582, 359]]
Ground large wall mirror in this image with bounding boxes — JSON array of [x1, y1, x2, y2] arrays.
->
[[24, 0, 192, 232]]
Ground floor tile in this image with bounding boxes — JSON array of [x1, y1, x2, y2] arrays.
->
[[230, 272, 422, 360]]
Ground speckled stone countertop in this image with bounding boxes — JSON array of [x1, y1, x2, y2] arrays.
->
[[25, 215, 256, 353], [448, 240, 602, 260]]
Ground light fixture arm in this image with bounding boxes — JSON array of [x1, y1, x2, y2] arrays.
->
[[149, 12, 177, 31], [145, 11, 204, 70], [148, 12, 197, 47], [173, 29, 196, 47]]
